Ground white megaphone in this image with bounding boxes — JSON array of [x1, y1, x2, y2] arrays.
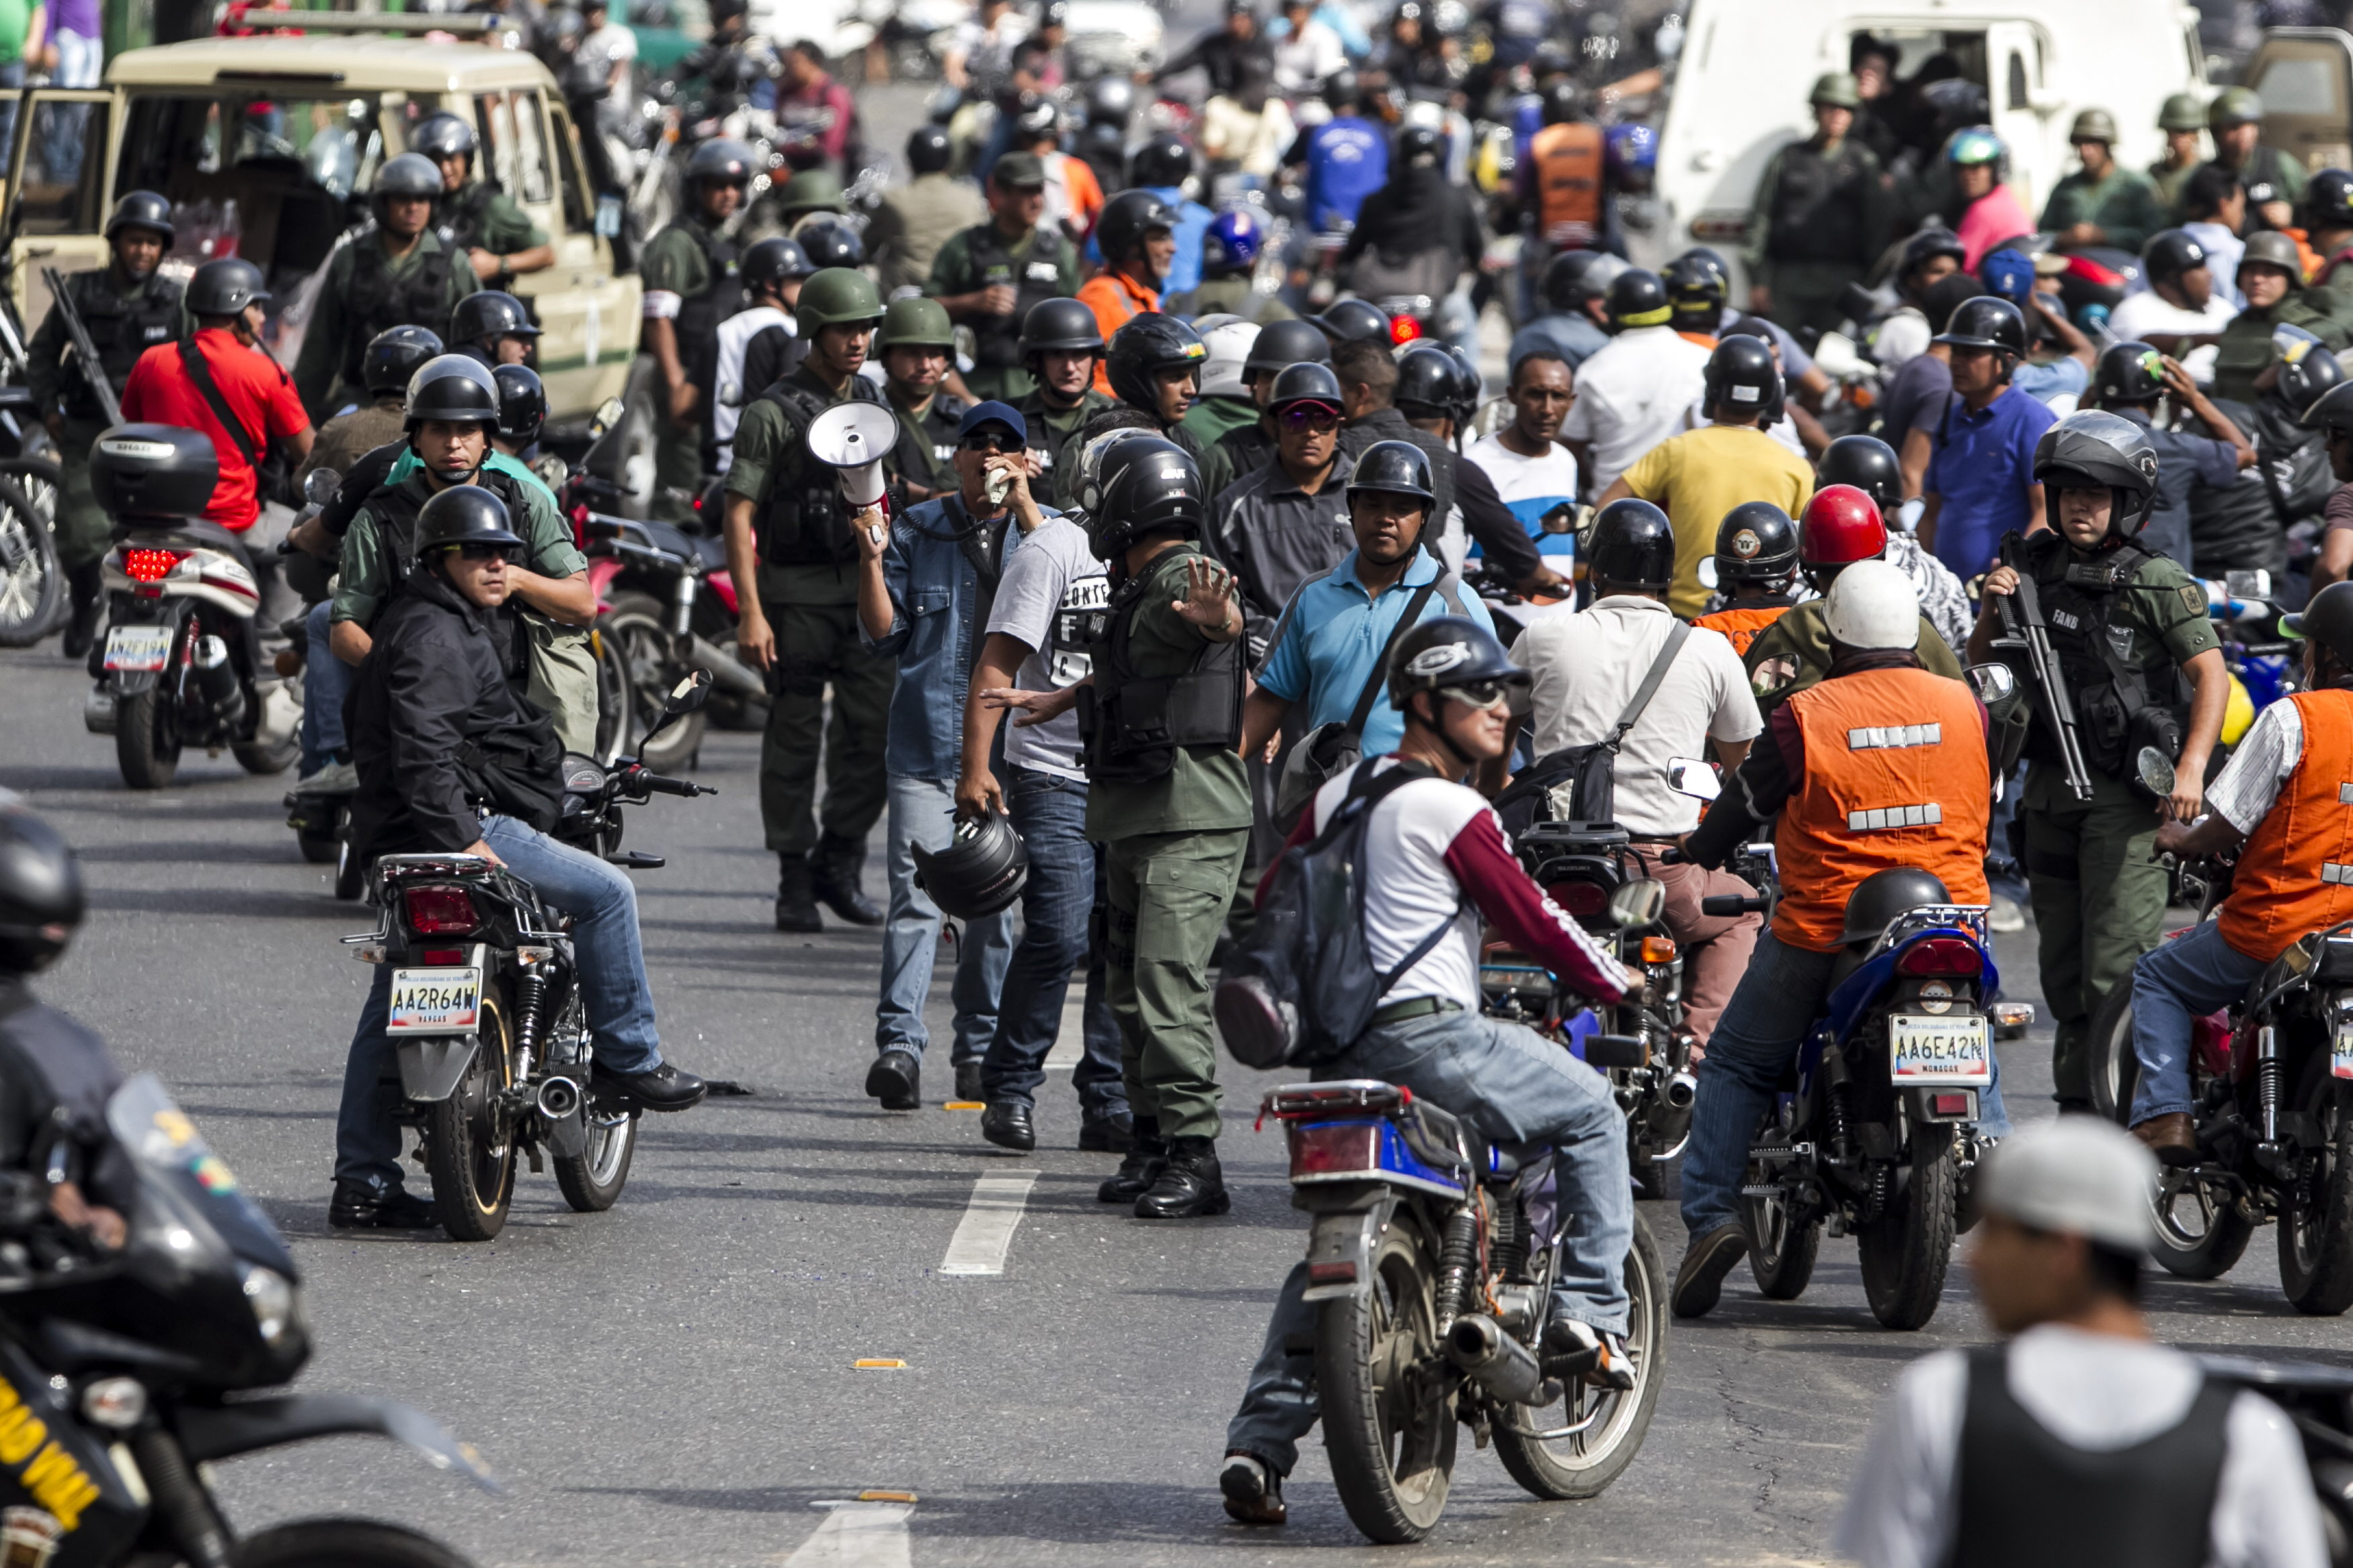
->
[[807, 403, 902, 511]]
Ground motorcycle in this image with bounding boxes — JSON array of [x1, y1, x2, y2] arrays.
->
[[1258, 1077, 1666, 1544], [0, 1071, 497, 1564], [345, 672, 717, 1243], [274, 468, 368, 899], [2204, 1352, 2353, 1560], [2200, 569, 2297, 727], [0, 447, 62, 650]]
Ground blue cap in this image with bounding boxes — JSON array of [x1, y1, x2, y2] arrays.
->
[[1979, 247, 2035, 307], [957, 401, 1027, 442]]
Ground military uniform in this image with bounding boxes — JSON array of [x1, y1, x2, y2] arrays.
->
[[2212, 293, 2351, 406], [2148, 157, 2200, 215], [2039, 166, 2167, 255], [1745, 134, 1887, 337], [924, 219, 1082, 403], [884, 386, 967, 502], [25, 265, 186, 576], [433, 178, 549, 290], [640, 212, 743, 522], [292, 230, 478, 421], [1015, 386, 1113, 511], [1178, 392, 1261, 454], [1744, 597, 1964, 709], [2186, 146, 2307, 220], [2001, 530, 2219, 1105], [867, 172, 988, 297], [1162, 275, 1298, 324]]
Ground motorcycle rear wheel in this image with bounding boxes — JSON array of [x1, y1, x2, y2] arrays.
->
[[333, 835, 366, 901], [115, 687, 182, 790], [0, 476, 60, 649], [2151, 1166, 2256, 1280], [1317, 1220, 1457, 1544], [1493, 1212, 1667, 1501], [1856, 1122, 1955, 1331], [424, 989, 518, 1242], [233, 1517, 477, 1567], [1743, 1186, 1820, 1301], [2280, 1059, 2353, 1315], [553, 1106, 638, 1212]]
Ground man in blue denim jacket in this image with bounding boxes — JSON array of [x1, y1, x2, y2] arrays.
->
[[853, 401, 1041, 1108]]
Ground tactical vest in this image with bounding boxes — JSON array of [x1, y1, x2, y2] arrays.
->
[[364, 468, 534, 595], [2009, 537, 2192, 780], [1766, 141, 1870, 264], [1529, 122, 1603, 249], [341, 239, 458, 386], [889, 393, 965, 497], [753, 376, 891, 567], [1078, 553, 1246, 784], [967, 224, 1066, 370], [2219, 690, 2353, 962], [434, 181, 500, 257], [672, 220, 744, 353], [1019, 391, 1103, 511], [61, 270, 182, 421]]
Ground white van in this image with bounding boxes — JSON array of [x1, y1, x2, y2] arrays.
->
[[1638, 0, 2209, 294]]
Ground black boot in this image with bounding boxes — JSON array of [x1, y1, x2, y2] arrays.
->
[[775, 854, 823, 933], [809, 835, 884, 925], [1135, 1135, 1230, 1218], [1098, 1115, 1166, 1202], [60, 561, 103, 661]]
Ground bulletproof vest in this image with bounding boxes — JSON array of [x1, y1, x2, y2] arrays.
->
[[753, 375, 891, 567], [1078, 552, 1246, 784], [434, 181, 499, 256], [62, 270, 182, 419], [1019, 391, 1102, 510], [1766, 140, 1870, 264], [341, 239, 457, 386], [672, 219, 744, 350], [2016, 536, 2192, 779], [888, 391, 965, 496], [363, 468, 533, 606], [966, 224, 1066, 370], [1944, 1344, 2229, 1568]]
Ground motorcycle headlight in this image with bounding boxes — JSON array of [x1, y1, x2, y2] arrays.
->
[[240, 1264, 299, 1349]]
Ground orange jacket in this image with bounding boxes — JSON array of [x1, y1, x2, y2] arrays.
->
[[1076, 272, 1158, 394], [1691, 604, 1791, 659], [1529, 122, 1604, 249], [1772, 665, 1991, 952], [2219, 691, 2353, 962]]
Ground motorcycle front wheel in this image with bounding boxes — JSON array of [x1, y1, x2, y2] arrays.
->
[[2086, 980, 2141, 1125], [1318, 1219, 1457, 1544], [0, 475, 59, 648], [233, 1518, 477, 1567], [1856, 1121, 1955, 1331], [424, 987, 518, 1242], [604, 591, 704, 773], [2280, 1059, 2353, 1315], [114, 686, 182, 789], [553, 1105, 638, 1212], [1493, 1212, 1667, 1501], [1744, 1184, 1820, 1301]]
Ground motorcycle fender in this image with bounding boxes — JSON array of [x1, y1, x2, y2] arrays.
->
[[1300, 1200, 1396, 1304], [108, 667, 161, 698], [175, 1394, 504, 1495], [397, 1034, 481, 1104]]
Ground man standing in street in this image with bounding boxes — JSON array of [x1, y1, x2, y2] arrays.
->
[[1012, 297, 1112, 510], [639, 138, 754, 523], [1558, 269, 1710, 499], [1918, 295, 2055, 579], [1745, 73, 1886, 336], [868, 126, 986, 298], [292, 153, 478, 422], [873, 298, 967, 505], [928, 153, 1082, 405], [724, 268, 895, 935], [2041, 110, 2165, 256]]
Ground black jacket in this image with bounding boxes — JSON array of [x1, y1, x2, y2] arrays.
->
[[0, 979, 132, 1221]]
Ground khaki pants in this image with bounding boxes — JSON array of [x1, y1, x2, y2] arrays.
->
[[1104, 827, 1249, 1140], [1626, 841, 1762, 1050]]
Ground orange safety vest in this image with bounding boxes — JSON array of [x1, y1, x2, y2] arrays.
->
[[1076, 272, 1158, 395], [1772, 665, 1991, 953], [2218, 691, 2353, 962], [1530, 122, 1604, 249], [1691, 604, 1790, 659]]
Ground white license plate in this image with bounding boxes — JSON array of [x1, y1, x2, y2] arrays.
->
[[103, 625, 171, 673], [388, 967, 482, 1034], [2334, 1034, 2353, 1081], [1889, 1014, 1992, 1085]]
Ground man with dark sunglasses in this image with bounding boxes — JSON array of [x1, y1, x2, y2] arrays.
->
[[1209, 361, 1354, 664]]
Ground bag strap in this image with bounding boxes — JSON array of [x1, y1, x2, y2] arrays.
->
[[1377, 906, 1464, 997], [1345, 575, 1441, 739], [1322, 758, 1466, 999], [176, 337, 265, 475], [1603, 619, 1691, 753]]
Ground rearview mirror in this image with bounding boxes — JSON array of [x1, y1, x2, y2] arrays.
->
[[2135, 746, 2176, 802], [303, 468, 342, 506], [2225, 569, 2272, 603], [591, 397, 627, 440], [665, 668, 712, 716], [1695, 557, 1718, 591], [1967, 663, 2016, 705], [1667, 757, 1718, 800], [1538, 501, 1577, 536], [1608, 878, 1666, 929]]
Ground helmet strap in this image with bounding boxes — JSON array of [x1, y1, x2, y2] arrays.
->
[[1400, 691, 1474, 780]]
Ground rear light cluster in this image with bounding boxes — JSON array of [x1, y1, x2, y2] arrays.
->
[[1897, 937, 1982, 977], [1549, 880, 1609, 919], [1289, 1121, 1379, 1179], [1389, 314, 1422, 345], [122, 548, 188, 583], [404, 884, 481, 937]]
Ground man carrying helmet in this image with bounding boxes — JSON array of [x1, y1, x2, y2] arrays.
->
[[292, 153, 479, 422], [27, 190, 186, 657], [1967, 411, 2229, 1114], [334, 485, 705, 1227], [2041, 110, 2165, 256], [1076, 189, 1182, 383], [1691, 501, 1800, 657], [641, 137, 754, 522], [2086, 340, 2254, 566], [410, 111, 555, 286], [1745, 73, 1886, 335], [1012, 297, 1114, 510], [709, 236, 814, 475], [1745, 485, 1967, 709], [873, 298, 967, 503], [448, 290, 543, 372], [869, 126, 987, 298], [1917, 294, 2056, 579], [928, 152, 1083, 405], [2191, 87, 2306, 226], [1558, 269, 1710, 500]]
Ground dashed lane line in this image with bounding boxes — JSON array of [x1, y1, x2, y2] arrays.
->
[[785, 1501, 913, 1566], [937, 1171, 1039, 1276]]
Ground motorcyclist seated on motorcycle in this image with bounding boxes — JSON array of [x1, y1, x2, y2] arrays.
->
[[448, 290, 543, 372], [1691, 500, 1800, 657], [2126, 579, 2353, 1163], [332, 487, 706, 1229], [1746, 485, 1967, 710], [1218, 616, 1643, 1528], [1671, 561, 2011, 1319]]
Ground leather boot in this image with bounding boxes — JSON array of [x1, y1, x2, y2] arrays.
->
[[1098, 1115, 1166, 1202], [2132, 1111, 2199, 1167], [60, 561, 103, 661], [809, 836, 883, 925], [775, 854, 824, 934], [1135, 1134, 1230, 1219]]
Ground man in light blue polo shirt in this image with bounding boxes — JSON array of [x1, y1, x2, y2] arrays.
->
[[1918, 294, 2057, 579], [1240, 440, 1492, 804]]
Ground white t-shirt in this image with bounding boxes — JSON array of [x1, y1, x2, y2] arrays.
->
[[984, 515, 1105, 780], [1517, 595, 1759, 836], [1271, 17, 1349, 93], [2108, 288, 2239, 345], [575, 22, 637, 103], [1465, 431, 1579, 560], [1304, 760, 1492, 1007], [710, 305, 792, 467], [1557, 325, 1712, 496]]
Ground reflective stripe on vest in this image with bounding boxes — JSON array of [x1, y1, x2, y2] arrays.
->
[[1849, 723, 1942, 750], [2325, 863, 2353, 885], [2219, 691, 2353, 962], [1847, 802, 1944, 831]]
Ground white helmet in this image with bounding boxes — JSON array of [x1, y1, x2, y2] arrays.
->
[[1977, 1118, 2158, 1253], [1195, 317, 1261, 401], [1821, 558, 1919, 652]]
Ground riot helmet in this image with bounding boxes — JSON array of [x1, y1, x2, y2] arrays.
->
[[493, 363, 547, 447], [1104, 313, 1206, 413], [1816, 435, 1902, 518], [0, 808, 83, 976], [2032, 409, 2161, 540], [362, 325, 446, 398]]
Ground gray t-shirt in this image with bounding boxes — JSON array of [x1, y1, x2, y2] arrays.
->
[[1881, 351, 1953, 441], [987, 515, 1107, 780]]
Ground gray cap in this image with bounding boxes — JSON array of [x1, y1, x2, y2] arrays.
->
[[1977, 1118, 2158, 1253]]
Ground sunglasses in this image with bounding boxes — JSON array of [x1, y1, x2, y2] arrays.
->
[[456, 543, 514, 562], [1438, 679, 1511, 711], [1278, 405, 1341, 433], [962, 431, 1021, 453]]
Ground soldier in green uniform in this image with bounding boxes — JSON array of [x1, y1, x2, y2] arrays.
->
[[774, 167, 850, 235], [293, 153, 479, 423], [723, 267, 895, 933], [2148, 93, 2208, 215], [411, 112, 557, 288], [2041, 110, 2167, 256], [2303, 170, 2353, 330], [26, 190, 185, 657], [1744, 73, 1888, 337], [2188, 87, 2305, 224], [1966, 412, 2231, 1112], [874, 297, 965, 504], [640, 138, 755, 523], [926, 151, 1082, 404], [2212, 231, 2352, 406], [1012, 296, 1113, 511]]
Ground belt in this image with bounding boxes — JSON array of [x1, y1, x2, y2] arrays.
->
[[1370, 996, 1465, 1027]]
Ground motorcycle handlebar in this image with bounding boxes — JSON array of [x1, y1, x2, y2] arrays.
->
[[633, 768, 713, 798], [1700, 894, 1768, 917]]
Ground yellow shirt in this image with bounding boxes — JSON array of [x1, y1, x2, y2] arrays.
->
[[1618, 423, 1815, 616]]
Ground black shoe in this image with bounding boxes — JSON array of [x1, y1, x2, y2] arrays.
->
[[810, 836, 884, 926], [595, 1060, 708, 1112], [776, 854, 824, 933], [1079, 1110, 1136, 1153], [1099, 1116, 1166, 1202], [1135, 1134, 1230, 1219], [60, 562, 102, 661], [982, 1100, 1035, 1152], [1669, 1222, 1749, 1319], [866, 1048, 920, 1110], [1220, 1451, 1285, 1526], [955, 1059, 984, 1102], [328, 1180, 438, 1230]]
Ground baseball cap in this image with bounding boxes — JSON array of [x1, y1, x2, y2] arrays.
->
[[1977, 1118, 2159, 1253], [957, 400, 1028, 442]]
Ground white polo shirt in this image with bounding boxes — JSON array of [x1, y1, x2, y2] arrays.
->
[[1556, 324, 1712, 496]]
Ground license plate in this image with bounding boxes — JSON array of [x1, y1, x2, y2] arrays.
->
[[1889, 1014, 1992, 1085], [103, 624, 171, 673], [2335, 1033, 2353, 1081], [388, 968, 482, 1034]]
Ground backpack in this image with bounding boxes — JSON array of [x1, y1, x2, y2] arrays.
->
[[1213, 760, 1463, 1069]]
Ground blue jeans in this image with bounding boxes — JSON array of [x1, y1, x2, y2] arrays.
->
[[2129, 921, 2265, 1124], [301, 601, 353, 774], [876, 774, 1014, 1061], [1987, 759, 2028, 903], [1679, 932, 2014, 1240], [978, 768, 1126, 1116], [1226, 1006, 1632, 1476], [333, 815, 664, 1195]]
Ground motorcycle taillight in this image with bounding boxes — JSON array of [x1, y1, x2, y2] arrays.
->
[[405, 884, 482, 936], [1897, 937, 1982, 977], [1390, 313, 1423, 345], [122, 547, 188, 583], [1548, 880, 1609, 919], [1289, 1121, 1380, 1180]]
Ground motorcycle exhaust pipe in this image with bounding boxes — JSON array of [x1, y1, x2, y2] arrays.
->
[[1665, 1071, 1698, 1111], [1445, 1313, 1548, 1405], [535, 1076, 583, 1121], [688, 635, 768, 696]]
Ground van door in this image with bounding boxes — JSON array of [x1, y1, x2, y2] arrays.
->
[[2242, 29, 2353, 176], [1983, 20, 2055, 219], [542, 96, 638, 417], [3, 88, 116, 338]]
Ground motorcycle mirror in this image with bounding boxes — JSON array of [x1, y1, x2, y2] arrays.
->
[[593, 397, 627, 438], [2225, 568, 2272, 603], [1538, 501, 1577, 536], [1695, 557, 1718, 591], [2136, 746, 2176, 801], [1967, 663, 2016, 705], [303, 467, 342, 506], [1667, 757, 1718, 800], [664, 667, 713, 716], [1607, 878, 1666, 929]]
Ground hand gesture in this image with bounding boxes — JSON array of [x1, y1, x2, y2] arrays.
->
[[979, 684, 1082, 728], [1172, 554, 1236, 633]]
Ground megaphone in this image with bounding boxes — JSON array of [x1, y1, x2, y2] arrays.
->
[[807, 403, 902, 511]]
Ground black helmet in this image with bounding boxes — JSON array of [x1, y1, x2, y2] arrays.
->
[[187, 257, 270, 317], [494, 364, 547, 446], [1347, 439, 1435, 507], [1702, 333, 1781, 421], [372, 151, 443, 206], [1087, 436, 1205, 559], [1817, 434, 1903, 517], [2142, 228, 2210, 285], [405, 354, 502, 427], [2288, 581, 2353, 671], [1539, 80, 1582, 126], [2309, 168, 2353, 232], [743, 235, 813, 288], [1266, 361, 1343, 411], [1605, 268, 1671, 330], [1097, 188, 1178, 269], [1540, 249, 1626, 312], [412, 111, 479, 163], [362, 325, 445, 397], [1019, 297, 1106, 366], [1714, 501, 1799, 584], [1837, 866, 1951, 946], [1105, 313, 1206, 411], [1386, 614, 1528, 712], [104, 189, 175, 245], [2280, 327, 2347, 415], [0, 809, 81, 976], [1324, 69, 1361, 111], [1244, 317, 1329, 376], [1897, 226, 1966, 280], [685, 136, 757, 186], [1663, 251, 1727, 328], [2032, 409, 2161, 538], [1394, 344, 1463, 415], [1587, 497, 1675, 590], [910, 811, 1031, 919], [450, 289, 543, 346], [1086, 74, 1135, 126], [1398, 122, 1443, 165], [795, 218, 864, 270], [414, 484, 525, 561], [907, 123, 953, 175], [1129, 132, 1193, 189], [2304, 380, 2353, 435], [2093, 339, 2166, 406], [1932, 294, 2027, 358], [91, 423, 218, 522], [1310, 298, 1390, 345]]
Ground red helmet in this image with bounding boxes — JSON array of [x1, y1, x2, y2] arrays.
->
[[1798, 485, 1888, 569]]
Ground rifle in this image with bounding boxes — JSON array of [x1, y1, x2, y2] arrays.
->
[[1989, 532, 2094, 802], [39, 268, 122, 429]]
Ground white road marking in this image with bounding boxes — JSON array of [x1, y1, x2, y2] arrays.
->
[[939, 1172, 1039, 1276], [786, 1501, 913, 1566]]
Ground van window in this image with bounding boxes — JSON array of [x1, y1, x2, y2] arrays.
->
[[548, 99, 594, 235], [2252, 55, 2342, 117], [116, 93, 383, 285], [2004, 50, 2028, 111], [475, 91, 553, 207], [17, 99, 112, 236]]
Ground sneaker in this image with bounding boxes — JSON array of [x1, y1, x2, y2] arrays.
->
[[1544, 1316, 1636, 1391], [1219, 1451, 1285, 1526], [1988, 895, 2027, 934], [1669, 1222, 1749, 1319], [293, 758, 360, 795]]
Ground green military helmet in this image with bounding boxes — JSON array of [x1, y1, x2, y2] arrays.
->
[[795, 267, 884, 336], [1809, 72, 1860, 110], [2209, 85, 2264, 129], [2157, 91, 2207, 133], [2069, 108, 2118, 145], [875, 295, 955, 350], [777, 169, 848, 221]]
